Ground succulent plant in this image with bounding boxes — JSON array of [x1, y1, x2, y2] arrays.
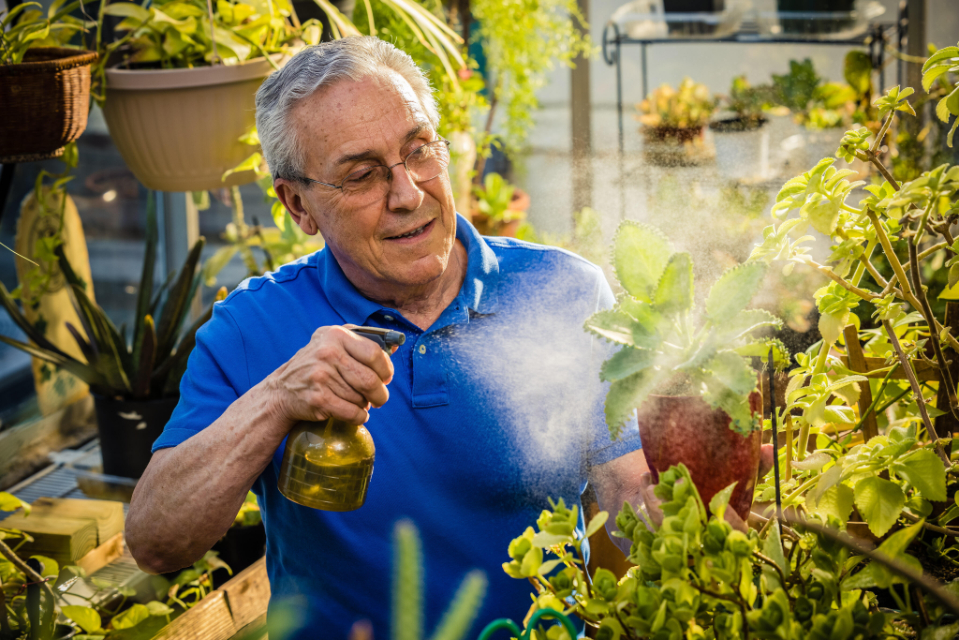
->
[[637, 77, 717, 130]]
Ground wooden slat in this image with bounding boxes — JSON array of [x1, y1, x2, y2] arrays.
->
[[223, 558, 270, 629], [844, 325, 879, 441], [29, 497, 124, 545], [838, 355, 941, 381], [76, 532, 124, 575], [1, 513, 98, 565], [152, 591, 236, 640]]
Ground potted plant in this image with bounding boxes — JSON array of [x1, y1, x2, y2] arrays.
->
[[776, 0, 855, 36], [711, 75, 774, 181], [583, 221, 785, 521], [0, 195, 224, 479], [0, 3, 96, 163], [470, 172, 529, 238], [637, 77, 717, 166]]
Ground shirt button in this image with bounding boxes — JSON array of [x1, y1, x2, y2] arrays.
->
[[418, 344, 427, 355], [384, 315, 394, 321]]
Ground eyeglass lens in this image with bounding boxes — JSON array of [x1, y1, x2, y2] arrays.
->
[[341, 141, 450, 200]]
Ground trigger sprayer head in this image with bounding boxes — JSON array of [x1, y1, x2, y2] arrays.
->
[[351, 326, 406, 352]]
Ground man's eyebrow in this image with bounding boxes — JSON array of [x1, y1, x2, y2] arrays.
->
[[333, 124, 428, 167]]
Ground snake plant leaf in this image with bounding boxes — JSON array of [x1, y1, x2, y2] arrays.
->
[[705, 262, 767, 325], [605, 368, 659, 439], [132, 192, 158, 374], [65, 322, 98, 365], [134, 316, 157, 399], [0, 335, 108, 388], [584, 309, 638, 347], [601, 347, 656, 382], [653, 252, 693, 316], [155, 238, 205, 365], [0, 282, 72, 358], [68, 284, 132, 393], [612, 222, 672, 303], [155, 287, 226, 396]]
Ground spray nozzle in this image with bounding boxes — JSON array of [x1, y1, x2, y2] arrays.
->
[[351, 326, 406, 353]]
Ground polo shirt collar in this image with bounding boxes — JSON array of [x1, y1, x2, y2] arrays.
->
[[318, 213, 500, 326]]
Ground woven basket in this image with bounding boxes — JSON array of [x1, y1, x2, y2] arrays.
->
[[0, 48, 97, 164]]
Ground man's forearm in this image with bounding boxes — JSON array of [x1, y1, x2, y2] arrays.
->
[[126, 380, 290, 574], [590, 449, 650, 557]]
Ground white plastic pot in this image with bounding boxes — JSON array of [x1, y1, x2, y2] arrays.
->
[[103, 55, 283, 192]]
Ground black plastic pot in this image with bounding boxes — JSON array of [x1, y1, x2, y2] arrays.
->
[[777, 0, 855, 34], [212, 523, 266, 574], [663, 0, 724, 11], [709, 115, 767, 133], [93, 394, 178, 479]]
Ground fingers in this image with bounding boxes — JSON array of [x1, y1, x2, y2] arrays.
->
[[758, 443, 776, 479], [638, 472, 664, 529], [341, 328, 395, 384]]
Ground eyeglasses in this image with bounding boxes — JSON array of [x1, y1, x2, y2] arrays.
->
[[300, 139, 451, 204]]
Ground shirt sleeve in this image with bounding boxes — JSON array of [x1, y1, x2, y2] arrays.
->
[[152, 303, 248, 452], [584, 270, 642, 467]]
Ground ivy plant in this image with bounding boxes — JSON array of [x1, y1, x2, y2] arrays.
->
[[584, 222, 786, 437]]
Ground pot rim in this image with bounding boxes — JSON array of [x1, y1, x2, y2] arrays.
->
[[0, 47, 97, 77], [105, 53, 286, 91]]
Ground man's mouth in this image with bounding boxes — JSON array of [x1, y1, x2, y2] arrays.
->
[[386, 219, 434, 240]]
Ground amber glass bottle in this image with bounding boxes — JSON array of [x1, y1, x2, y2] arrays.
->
[[277, 327, 404, 511]]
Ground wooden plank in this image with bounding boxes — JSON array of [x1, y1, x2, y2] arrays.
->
[[838, 355, 941, 381], [150, 557, 270, 640], [935, 301, 959, 439], [0, 394, 96, 490], [76, 532, 124, 575], [229, 614, 267, 640], [844, 325, 879, 441], [29, 497, 124, 545], [222, 557, 270, 630], [152, 591, 237, 640], [1, 513, 98, 565]]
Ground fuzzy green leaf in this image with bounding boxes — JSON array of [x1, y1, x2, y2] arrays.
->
[[705, 262, 768, 325], [601, 347, 656, 382], [612, 222, 672, 303], [705, 351, 755, 397], [605, 369, 659, 439], [892, 448, 947, 502], [653, 253, 693, 316], [428, 570, 487, 640], [854, 476, 905, 537], [584, 309, 637, 347]]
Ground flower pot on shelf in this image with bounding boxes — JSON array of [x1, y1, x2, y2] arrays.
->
[[710, 116, 770, 182], [637, 391, 762, 522], [102, 55, 283, 192], [642, 125, 714, 167], [774, 0, 856, 36], [0, 48, 97, 163], [471, 187, 530, 237], [93, 394, 178, 479]]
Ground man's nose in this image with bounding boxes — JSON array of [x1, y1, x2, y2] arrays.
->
[[386, 162, 424, 212]]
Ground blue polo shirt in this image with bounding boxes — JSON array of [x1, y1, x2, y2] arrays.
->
[[153, 214, 641, 638]]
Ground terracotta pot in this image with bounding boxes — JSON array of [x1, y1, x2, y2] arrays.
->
[[469, 187, 529, 237], [103, 55, 284, 192], [0, 48, 97, 163], [638, 392, 762, 521]]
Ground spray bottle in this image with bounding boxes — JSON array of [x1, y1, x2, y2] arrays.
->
[[277, 326, 405, 511]]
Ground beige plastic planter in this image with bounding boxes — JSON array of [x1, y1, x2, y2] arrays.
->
[[103, 56, 282, 192]]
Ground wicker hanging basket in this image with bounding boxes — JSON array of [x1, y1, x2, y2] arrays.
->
[[0, 47, 97, 164]]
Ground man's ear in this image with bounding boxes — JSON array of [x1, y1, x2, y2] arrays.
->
[[274, 179, 318, 236]]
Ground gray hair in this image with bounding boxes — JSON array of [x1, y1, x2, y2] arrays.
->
[[255, 36, 440, 181]]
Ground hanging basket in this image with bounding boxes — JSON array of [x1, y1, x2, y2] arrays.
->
[[102, 55, 283, 192], [0, 47, 97, 164]]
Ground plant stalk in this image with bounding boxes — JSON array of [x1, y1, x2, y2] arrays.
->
[[0, 538, 57, 607], [786, 515, 959, 619], [907, 240, 959, 423], [882, 319, 949, 464]]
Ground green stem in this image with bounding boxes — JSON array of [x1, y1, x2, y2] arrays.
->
[[871, 112, 895, 155]]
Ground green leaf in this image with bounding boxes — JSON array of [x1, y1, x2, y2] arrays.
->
[[605, 369, 659, 439], [854, 476, 905, 537], [584, 309, 636, 347], [102, 2, 150, 20], [612, 222, 672, 302], [653, 252, 693, 316], [846, 522, 924, 590], [708, 482, 736, 521], [61, 605, 101, 634], [601, 347, 655, 382], [0, 492, 28, 513], [812, 484, 854, 526], [145, 601, 175, 616], [922, 623, 959, 640], [705, 262, 767, 325], [531, 531, 568, 547], [585, 511, 609, 539], [111, 603, 151, 629], [30, 555, 58, 577], [705, 351, 756, 397], [893, 448, 947, 502]]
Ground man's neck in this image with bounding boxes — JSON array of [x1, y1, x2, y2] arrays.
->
[[344, 240, 469, 331]]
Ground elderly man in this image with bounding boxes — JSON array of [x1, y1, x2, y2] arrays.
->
[[126, 36, 649, 637]]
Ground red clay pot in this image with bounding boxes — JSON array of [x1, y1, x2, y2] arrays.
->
[[638, 392, 762, 521]]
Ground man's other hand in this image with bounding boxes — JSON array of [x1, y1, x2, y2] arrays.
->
[[266, 325, 395, 426]]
